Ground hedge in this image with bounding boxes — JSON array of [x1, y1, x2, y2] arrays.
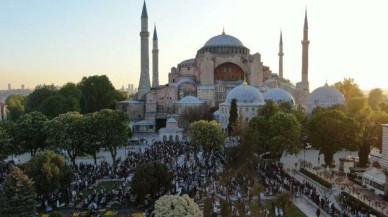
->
[[299, 168, 332, 188], [341, 191, 384, 217]]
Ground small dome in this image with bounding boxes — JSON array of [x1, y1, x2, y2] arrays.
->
[[167, 117, 177, 124], [204, 33, 244, 47], [263, 88, 295, 105], [225, 84, 264, 104], [178, 96, 203, 104], [179, 58, 195, 65], [307, 84, 345, 107], [213, 110, 220, 119]]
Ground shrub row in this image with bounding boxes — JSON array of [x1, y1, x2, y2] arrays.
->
[[341, 191, 384, 217], [299, 168, 332, 188]]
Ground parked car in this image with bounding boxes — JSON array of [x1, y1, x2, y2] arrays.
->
[[304, 143, 312, 149]]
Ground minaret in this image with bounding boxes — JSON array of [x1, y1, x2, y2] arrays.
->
[[152, 25, 159, 88], [138, 1, 151, 100], [278, 31, 284, 78], [301, 9, 310, 90]]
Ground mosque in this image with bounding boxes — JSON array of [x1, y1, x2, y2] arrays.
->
[[117, 1, 345, 138]]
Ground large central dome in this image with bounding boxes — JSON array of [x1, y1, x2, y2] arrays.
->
[[203, 32, 244, 47], [197, 31, 249, 55]]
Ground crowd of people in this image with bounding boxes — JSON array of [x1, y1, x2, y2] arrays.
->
[[1, 139, 386, 217]]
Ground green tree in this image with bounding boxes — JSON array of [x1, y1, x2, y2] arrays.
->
[[78, 75, 124, 113], [82, 113, 103, 165], [346, 96, 370, 122], [5, 94, 26, 121], [0, 165, 37, 217], [307, 110, 360, 166], [267, 112, 301, 159], [154, 194, 201, 217], [94, 109, 129, 167], [38, 83, 82, 119], [58, 82, 82, 112], [25, 85, 56, 112], [131, 161, 172, 203], [247, 111, 301, 160], [358, 111, 388, 167], [258, 99, 279, 118], [228, 98, 238, 136], [39, 94, 68, 119], [0, 120, 15, 160], [24, 151, 74, 197], [188, 120, 225, 153], [380, 102, 388, 113], [14, 111, 48, 156], [45, 112, 86, 166], [334, 78, 363, 102], [368, 88, 384, 111]]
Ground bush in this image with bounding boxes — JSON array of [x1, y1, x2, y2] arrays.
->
[[299, 168, 332, 188]]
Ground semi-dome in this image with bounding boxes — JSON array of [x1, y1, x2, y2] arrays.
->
[[204, 32, 244, 47], [178, 96, 203, 104], [307, 84, 345, 107], [225, 84, 264, 104], [263, 88, 295, 105]]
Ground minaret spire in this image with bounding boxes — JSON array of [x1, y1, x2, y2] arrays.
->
[[152, 25, 159, 88], [278, 30, 284, 78], [138, 0, 151, 100], [141, 1, 148, 18], [301, 8, 310, 91]]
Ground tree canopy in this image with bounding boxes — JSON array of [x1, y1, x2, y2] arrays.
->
[[45, 112, 87, 166], [368, 88, 384, 111], [25, 85, 56, 113], [78, 75, 125, 113], [93, 109, 130, 166], [188, 120, 225, 153], [5, 94, 26, 121], [228, 98, 238, 136], [0, 120, 15, 160], [0, 165, 37, 217], [24, 151, 74, 196], [14, 111, 48, 156], [306, 109, 360, 166], [245, 100, 302, 159], [334, 78, 363, 102], [131, 161, 172, 203]]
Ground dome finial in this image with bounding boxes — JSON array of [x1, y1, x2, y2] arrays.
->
[[325, 80, 328, 86], [222, 27, 225, 35]]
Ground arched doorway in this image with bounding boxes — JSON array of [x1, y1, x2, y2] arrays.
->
[[163, 135, 167, 142], [175, 135, 180, 142], [169, 135, 173, 142]]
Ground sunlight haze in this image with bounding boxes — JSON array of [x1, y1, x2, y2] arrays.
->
[[1, 0, 387, 91]]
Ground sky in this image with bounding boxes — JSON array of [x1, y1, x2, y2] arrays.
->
[[1, 0, 387, 91]]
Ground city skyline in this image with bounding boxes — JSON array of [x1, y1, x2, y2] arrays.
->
[[1, 0, 387, 91]]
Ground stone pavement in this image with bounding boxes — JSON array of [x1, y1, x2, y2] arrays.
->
[[293, 195, 331, 217]]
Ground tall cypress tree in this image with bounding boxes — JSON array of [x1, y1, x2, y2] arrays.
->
[[0, 166, 37, 217], [228, 98, 238, 136]]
